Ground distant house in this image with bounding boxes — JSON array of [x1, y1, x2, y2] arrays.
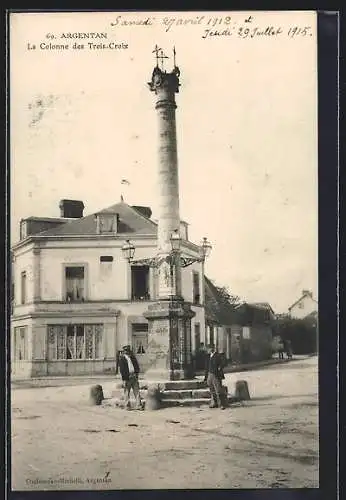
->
[[204, 277, 274, 364], [288, 289, 318, 320], [233, 302, 275, 363]]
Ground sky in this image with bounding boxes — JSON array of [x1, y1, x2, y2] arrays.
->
[[10, 10, 318, 313]]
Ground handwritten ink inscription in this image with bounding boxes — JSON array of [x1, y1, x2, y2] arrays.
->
[[24, 13, 314, 53], [200, 16, 313, 39], [108, 13, 314, 41]]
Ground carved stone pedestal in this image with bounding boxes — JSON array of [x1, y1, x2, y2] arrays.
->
[[143, 298, 195, 381]]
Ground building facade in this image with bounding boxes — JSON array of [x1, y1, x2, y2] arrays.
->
[[288, 289, 318, 319], [11, 200, 206, 378]]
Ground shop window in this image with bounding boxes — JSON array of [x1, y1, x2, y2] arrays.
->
[[47, 324, 103, 360], [13, 326, 28, 360]]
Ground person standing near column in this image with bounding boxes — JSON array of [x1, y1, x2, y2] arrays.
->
[[204, 344, 226, 410], [119, 345, 142, 410]]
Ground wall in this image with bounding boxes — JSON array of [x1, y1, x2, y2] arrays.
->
[[12, 245, 35, 306], [180, 260, 204, 305], [191, 307, 206, 351], [230, 325, 243, 363], [38, 239, 158, 301], [242, 325, 273, 362], [13, 234, 204, 302]]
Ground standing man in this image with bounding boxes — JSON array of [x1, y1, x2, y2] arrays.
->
[[119, 345, 142, 410], [204, 344, 226, 410]]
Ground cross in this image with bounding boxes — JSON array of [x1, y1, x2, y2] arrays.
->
[[159, 49, 169, 71], [152, 44, 161, 67], [173, 46, 176, 67]]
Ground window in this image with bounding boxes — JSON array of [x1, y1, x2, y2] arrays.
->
[[131, 266, 150, 300], [13, 326, 28, 360], [65, 266, 85, 302], [96, 213, 118, 234], [242, 326, 251, 339], [192, 271, 200, 304], [47, 324, 103, 360], [20, 271, 27, 304], [194, 323, 201, 350]]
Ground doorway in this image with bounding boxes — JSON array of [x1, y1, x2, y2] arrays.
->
[[132, 323, 149, 372]]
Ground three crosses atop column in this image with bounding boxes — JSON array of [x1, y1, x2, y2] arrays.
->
[[152, 45, 176, 71]]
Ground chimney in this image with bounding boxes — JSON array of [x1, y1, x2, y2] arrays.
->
[[132, 206, 152, 219], [59, 199, 84, 218], [302, 289, 313, 298]]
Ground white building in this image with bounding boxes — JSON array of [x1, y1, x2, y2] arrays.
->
[[11, 199, 206, 378], [288, 289, 318, 320]]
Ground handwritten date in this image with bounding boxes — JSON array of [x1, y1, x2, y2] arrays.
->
[[202, 22, 312, 39]]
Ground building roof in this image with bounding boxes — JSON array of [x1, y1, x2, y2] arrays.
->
[[247, 302, 276, 315], [235, 301, 275, 325], [288, 290, 318, 312], [35, 201, 157, 237], [204, 276, 240, 325]]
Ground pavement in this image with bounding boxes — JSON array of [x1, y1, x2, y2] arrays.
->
[[11, 355, 319, 490]]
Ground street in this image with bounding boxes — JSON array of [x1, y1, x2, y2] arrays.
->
[[11, 356, 319, 490]]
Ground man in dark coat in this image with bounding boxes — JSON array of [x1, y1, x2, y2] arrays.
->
[[204, 344, 226, 409], [119, 345, 142, 410]]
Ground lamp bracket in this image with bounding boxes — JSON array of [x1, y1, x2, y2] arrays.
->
[[130, 254, 204, 268], [131, 257, 160, 267], [180, 256, 204, 268]]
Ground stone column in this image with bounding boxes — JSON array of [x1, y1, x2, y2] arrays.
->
[[148, 65, 182, 300], [144, 61, 195, 380]]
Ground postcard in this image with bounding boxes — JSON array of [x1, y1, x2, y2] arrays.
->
[[9, 10, 319, 491]]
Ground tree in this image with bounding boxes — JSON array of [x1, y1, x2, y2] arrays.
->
[[274, 314, 317, 354], [213, 284, 241, 309]]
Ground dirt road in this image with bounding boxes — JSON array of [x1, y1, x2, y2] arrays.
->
[[11, 356, 319, 490]]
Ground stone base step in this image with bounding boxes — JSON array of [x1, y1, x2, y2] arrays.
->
[[139, 379, 207, 391], [112, 387, 228, 400], [161, 387, 228, 400], [163, 398, 213, 407], [162, 395, 239, 408]]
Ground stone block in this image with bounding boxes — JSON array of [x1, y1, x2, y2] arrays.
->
[[145, 386, 162, 411], [235, 380, 251, 401], [89, 384, 104, 406]]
